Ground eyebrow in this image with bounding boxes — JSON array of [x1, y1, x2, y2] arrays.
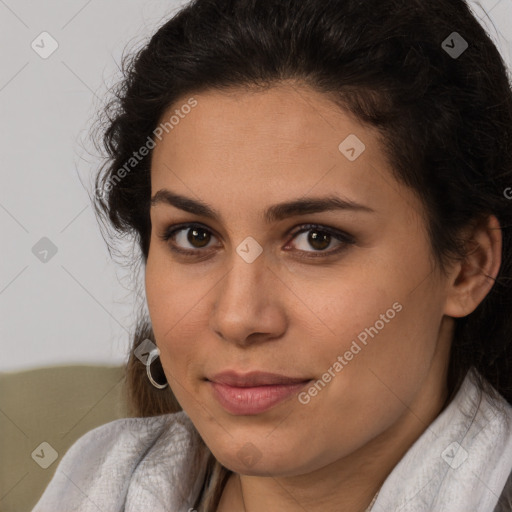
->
[[150, 189, 375, 223]]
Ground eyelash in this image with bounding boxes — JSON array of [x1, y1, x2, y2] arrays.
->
[[157, 222, 356, 260]]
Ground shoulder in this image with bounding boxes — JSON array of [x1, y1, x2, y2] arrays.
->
[[58, 409, 196, 462], [50, 410, 195, 476], [31, 410, 204, 512]]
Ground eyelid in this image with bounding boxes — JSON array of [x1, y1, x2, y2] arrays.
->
[[158, 222, 355, 257]]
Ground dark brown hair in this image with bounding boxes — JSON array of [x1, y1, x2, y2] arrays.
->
[[91, 0, 512, 509]]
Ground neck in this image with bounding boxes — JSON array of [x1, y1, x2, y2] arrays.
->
[[237, 474, 380, 512]]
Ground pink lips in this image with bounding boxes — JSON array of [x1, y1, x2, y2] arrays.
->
[[207, 371, 312, 415]]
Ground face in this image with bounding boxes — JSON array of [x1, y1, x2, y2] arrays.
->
[[145, 83, 453, 477]]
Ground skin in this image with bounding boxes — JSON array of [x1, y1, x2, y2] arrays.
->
[[145, 82, 502, 512]]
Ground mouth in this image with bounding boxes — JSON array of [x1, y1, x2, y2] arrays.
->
[[205, 370, 313, 415]]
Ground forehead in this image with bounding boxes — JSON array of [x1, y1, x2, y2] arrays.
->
[[155, 84, 370, 156], [149, 84, 418, 220]]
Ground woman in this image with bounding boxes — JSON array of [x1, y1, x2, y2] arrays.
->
[[32, 0, 512, 510]]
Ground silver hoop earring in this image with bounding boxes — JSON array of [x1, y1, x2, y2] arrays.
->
[[146, 347, 169, 389]]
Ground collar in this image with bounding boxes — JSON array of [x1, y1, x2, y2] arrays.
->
[[371, 367, 512, 511]]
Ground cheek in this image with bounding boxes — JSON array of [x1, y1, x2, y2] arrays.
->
[[145, 255, 171, 334], [144, 250, 208, 382], [294, 263, 401, 355], [145, 245, 193, 333], [300, 247, 442, 400], [313, 290, 442, 427]]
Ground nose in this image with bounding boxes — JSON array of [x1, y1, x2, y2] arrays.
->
[[209, 251, 288, 348]]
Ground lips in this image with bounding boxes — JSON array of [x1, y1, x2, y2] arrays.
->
[[207, 370, 311, 387], [206, 370, 313, 415]]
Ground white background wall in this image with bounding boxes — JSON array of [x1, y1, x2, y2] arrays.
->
[[1, 0, 511, 373]]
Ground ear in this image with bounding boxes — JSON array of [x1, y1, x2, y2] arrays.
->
[[443, 215, 502, 318]]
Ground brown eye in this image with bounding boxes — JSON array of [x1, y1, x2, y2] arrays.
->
[[158, 223, 218, 254], [307, 230, 332, 251], [287, 225, 354, 255], [186, 227, 211, 248]]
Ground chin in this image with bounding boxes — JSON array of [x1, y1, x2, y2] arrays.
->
[[209, 441, 311, 477]]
